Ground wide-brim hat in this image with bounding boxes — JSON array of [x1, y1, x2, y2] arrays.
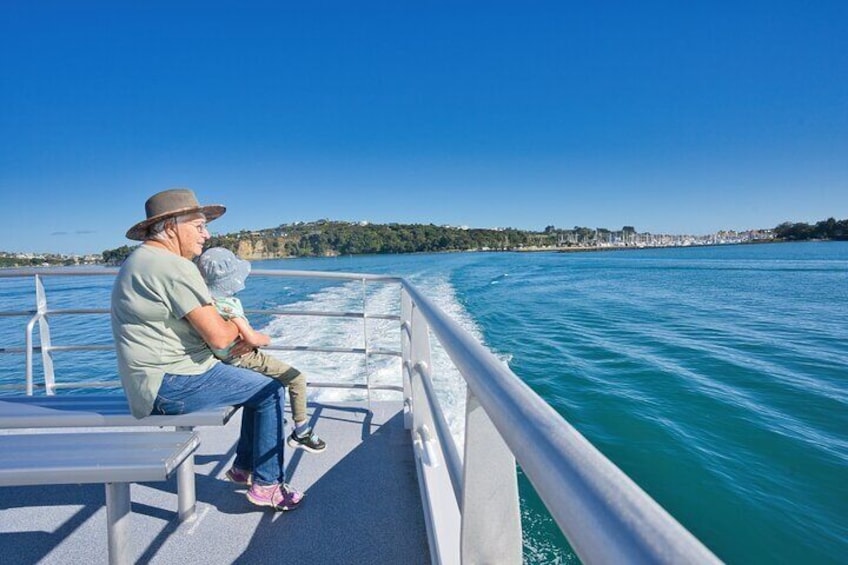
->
[[196, 247, 251, 298], [126, 188, 226, 241]]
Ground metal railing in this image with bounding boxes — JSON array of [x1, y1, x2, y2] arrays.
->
[[0, 268, 404, 397], [0, 267, 720, 564], [400, 282, 721, 564]]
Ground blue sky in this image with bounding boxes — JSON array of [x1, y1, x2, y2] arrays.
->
[[1, 1, 846, 254]]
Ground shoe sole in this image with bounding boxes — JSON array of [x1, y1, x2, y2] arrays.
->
[[287, 436, 327, 453], [246, 491, 303, 511]]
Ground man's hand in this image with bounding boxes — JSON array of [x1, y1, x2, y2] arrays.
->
[[231, 317, 271, 348], [228, 338, 255, 358]]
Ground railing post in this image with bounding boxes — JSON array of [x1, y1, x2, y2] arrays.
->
[[35, 275, 56, 395], [408, 300, 432, 450], [362, 278, 371, 409], [460, 389, 523, 564], [404, 286, 462, 564], [401, 288, 413, 430], [25, 313, 39, 396]]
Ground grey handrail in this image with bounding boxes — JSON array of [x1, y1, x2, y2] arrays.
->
[[402, 279, 721, 564]]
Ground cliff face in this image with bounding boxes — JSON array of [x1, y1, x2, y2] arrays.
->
[[234, 235, 343, 259], [236, 238, 289, 260]]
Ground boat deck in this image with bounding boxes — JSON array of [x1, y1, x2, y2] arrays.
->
[[0, 400, 430, 564]]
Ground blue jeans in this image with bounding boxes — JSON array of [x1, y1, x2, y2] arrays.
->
[[153, 361, 286, 486]]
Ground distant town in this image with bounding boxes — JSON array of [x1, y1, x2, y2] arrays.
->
[[0, 252, 102, 268], [540, 226, 774, 249], [2, 216, 845, 267]]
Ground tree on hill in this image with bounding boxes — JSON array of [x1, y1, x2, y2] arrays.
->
[[101, 245, 137, 265], [774, 217, 848, 241]]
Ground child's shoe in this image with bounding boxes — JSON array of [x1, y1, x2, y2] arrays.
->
[[287, 427, 327, 453]]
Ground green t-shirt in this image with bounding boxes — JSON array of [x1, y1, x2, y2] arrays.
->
[[111, 244, 218, 418]]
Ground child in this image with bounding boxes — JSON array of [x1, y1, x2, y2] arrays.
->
[[197, 247, 326, 460]]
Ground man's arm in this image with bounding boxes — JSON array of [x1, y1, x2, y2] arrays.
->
[[185, 304, 263, 350], [230, 316, 271, 347]]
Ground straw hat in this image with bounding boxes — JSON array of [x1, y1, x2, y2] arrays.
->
[[126, 188, 226, 241]]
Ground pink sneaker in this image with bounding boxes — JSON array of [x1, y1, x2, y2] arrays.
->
[[225, 466, 252, 485], [246, 483, 304, 511]]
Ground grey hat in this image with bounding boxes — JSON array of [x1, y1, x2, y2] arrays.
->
[[126, 188, 226, 241], [196, 247, 251, 298]]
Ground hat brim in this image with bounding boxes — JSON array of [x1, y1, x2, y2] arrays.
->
[[126, 204, 226, 241]]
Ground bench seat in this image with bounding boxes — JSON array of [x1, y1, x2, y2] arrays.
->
[[0, 430, 200, 565], [0, 394, 235, 429], [0, 430, 200, 485]]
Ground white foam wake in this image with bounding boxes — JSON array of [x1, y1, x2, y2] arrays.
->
[[258, 274, 484, 448]]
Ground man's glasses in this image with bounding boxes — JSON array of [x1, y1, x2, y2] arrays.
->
[[180, 220, 209, 234]]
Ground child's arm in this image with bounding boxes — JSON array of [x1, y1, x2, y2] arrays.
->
[[230, 317, 271, 347]]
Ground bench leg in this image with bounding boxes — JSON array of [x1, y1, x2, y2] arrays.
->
[[177, 455, 197, 521], [105, 482, 131, 565]]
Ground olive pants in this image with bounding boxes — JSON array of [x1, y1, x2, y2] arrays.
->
[[230, 349, 308, 424]]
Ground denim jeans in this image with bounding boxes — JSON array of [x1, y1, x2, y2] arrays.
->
[[153, 361, 286, 486]]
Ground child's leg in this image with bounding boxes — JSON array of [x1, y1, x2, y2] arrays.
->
[[278, 372, 308, 426], [232, 350, 308, 424], [233, 351, 326, 453]]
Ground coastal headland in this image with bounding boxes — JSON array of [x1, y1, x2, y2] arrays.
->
[[3, 217, 845, 267]]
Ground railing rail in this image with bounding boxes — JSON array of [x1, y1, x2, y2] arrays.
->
[[401, 280, 721, 564], [0, 267, 720, 564], [0, 268, 403, 396]]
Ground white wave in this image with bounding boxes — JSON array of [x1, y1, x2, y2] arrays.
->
[[258, 274, 487, 450]]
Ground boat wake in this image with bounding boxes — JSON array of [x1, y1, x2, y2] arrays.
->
[[258, 274, 486, 449]]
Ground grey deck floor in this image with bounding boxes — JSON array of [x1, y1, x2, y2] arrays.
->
[[0, 401, 430, 565]]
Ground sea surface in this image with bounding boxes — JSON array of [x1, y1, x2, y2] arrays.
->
[[1, 241, 846, 564]]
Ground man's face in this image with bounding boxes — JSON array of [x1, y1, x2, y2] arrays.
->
[[175, 214, 210, 259]]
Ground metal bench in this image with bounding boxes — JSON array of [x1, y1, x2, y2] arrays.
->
[[0, 430, 200, 565], [0, 394, 236, 429], [0, 394, 236, 523]]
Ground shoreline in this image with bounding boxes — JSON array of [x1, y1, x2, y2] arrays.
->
[[4, 239, 844, 268]]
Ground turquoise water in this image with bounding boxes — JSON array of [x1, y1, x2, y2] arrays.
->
[[1, 241, 846, 563], [450, 243, 848, 564]]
